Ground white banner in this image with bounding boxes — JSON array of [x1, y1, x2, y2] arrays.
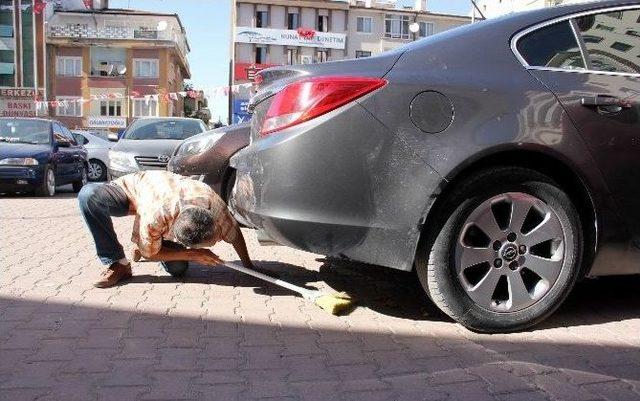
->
[[87, 116, 127, 129], [235, 27, 346, 50]]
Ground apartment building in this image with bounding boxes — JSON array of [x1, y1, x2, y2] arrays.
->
[[46, 2, 190, 130], [231, 0, 470, 122], [472, 0, 589, 18], [0, 0, 47, 117], [348, 0, 470, 58]]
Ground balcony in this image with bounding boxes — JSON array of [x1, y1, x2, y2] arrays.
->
[[49, 25, 187, 54]]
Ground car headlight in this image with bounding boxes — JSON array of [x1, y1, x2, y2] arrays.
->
[[176, 133, 225, 156], [0, 157, 39, 166], [109, 151, 136, 171]]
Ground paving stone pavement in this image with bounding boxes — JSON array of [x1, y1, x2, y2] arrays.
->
[[1, 188, 640, 401]]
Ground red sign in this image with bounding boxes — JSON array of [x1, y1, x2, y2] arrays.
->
[[234, 63, 275, 81], [296, 28, 316, 39]]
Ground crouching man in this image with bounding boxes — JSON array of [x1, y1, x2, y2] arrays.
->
[[78, 170, 253, 288]]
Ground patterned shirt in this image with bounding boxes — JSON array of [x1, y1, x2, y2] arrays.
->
[[112, 171, 238, 257]]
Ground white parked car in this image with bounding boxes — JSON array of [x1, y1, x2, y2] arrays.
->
[[71, 130, 114, 181]]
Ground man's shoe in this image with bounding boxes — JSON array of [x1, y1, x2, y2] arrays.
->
[[94, 262, 132, 288]]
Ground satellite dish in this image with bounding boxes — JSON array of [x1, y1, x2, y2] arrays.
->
[[117, 64, 127, 75], [409, 22, 420, 33], [157, 20, 168, 31]]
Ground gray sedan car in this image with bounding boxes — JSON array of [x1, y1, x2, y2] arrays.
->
[[108, 117, 207, 179], [231, 0, 640, 332]]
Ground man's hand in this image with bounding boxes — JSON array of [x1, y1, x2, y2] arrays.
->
[[189, 249, 224, 266]]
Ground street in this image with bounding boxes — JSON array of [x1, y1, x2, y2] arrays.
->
[[1, 189, 640, 401]]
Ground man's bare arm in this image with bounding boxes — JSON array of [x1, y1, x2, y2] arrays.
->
[[230, 225, 254, 269], [133, 247, 222, 265]]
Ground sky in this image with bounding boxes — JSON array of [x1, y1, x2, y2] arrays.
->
[[111, 0, 472, 122]]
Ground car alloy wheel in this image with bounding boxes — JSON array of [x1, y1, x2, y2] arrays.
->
[[46, 168, 56, 196], [454, 192, 566, 313], [415, 167, 582, 332], [88, 161, 103, 181]]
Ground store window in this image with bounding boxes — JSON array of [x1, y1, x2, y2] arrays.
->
[[133, 59, 159, 78], [318, 15, 329, 32], [356, 50, 372, 58], [56, 97, 82, 117], [418, 22, 434, 37], [255, 46, 267, 64], [288, 12, 299, 29], [384, 14, 410, 39], [56, 57, 82, 77], [133, 98, 159, 117], [100, 100, 123, 117], [316, 50, 328, 63], [356, 16, 372, 33], [286, 48, 298, 65], [256, 11, 268, 28]]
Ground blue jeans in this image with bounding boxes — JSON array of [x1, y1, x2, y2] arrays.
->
[[78, 182, 130, 265]]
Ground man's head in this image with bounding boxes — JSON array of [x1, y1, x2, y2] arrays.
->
[[173, 207, 215, 247]]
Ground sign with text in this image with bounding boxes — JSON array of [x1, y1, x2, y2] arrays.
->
[[234, 63, 275, 81], [232, 99, 250, 124], [87, 116, 127, 129], [235, 27, 346, 49], [0, 88, 44, 117]]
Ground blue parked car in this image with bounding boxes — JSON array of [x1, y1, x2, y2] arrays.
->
[[0, 118, 88, 196]]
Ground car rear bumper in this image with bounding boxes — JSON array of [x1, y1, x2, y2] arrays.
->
[[0, 165, 45, 192], [230, 102, 443, 271]]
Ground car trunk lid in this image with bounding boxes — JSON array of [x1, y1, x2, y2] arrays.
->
[[248, 51, 404, 142]]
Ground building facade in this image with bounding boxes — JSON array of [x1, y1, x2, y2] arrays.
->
[[0, 0, 47, 117], [231, 0, 470, 123], [472, 0, 589, 19], [348, 1, 470, 58], [46, 2, 190, 130]]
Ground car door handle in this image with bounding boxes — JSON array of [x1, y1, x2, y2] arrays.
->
[[581, 95, 631, 114]]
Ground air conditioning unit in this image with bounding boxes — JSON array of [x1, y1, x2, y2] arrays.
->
[[300, 55, 313, 64]]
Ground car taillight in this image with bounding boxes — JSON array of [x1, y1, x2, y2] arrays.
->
[[260, 76, 387, 137]]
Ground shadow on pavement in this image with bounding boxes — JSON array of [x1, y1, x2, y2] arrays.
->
[[127, 256, 640, 327], [1, 293, 640, 400]]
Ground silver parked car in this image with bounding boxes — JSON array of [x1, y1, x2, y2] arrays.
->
[[231, 1, 640, 332], [108, 117, 207, 179], [71, 130, 114, 181]]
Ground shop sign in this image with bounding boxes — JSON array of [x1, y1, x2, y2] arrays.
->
[[0, 88, 44, 117], [235, 27, 346, 49], [87, 116, 127, 128]]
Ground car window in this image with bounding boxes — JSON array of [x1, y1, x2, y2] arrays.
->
[[52, 123, 69, 144], [574, 9, 640, 74], [0, 119, 51, 145], [72, 133, 89, 145], [124, 119, 205, 140], [517, 20, 585, 70], [60, 125, 78, 145]]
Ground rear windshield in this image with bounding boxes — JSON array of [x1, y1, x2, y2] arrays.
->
[[0, 119, 50, 145], [124, 119, 204, 140]]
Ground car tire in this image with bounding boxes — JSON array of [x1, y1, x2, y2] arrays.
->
[[35, 165, 56, 197], [87, 159, 108, 182], [415, 167, 583, 333], [72, 165, 88, 193], [160, 261, 189, 277]]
